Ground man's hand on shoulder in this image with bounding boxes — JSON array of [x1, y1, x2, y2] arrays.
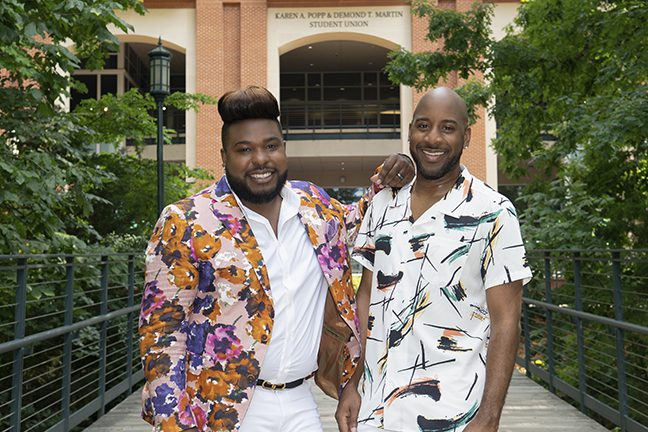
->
[[335, 383, 361, 432], [371, 153, 415, 188]]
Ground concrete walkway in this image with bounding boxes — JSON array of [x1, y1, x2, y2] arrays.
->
[[84, 371, 609, 431]]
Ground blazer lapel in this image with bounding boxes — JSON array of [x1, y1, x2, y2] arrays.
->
[[292, 182, 346, 285], [210, 177, 271, 294]]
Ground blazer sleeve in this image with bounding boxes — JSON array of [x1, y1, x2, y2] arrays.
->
[[139, 205, 199, 431], [340, 178, 382, 247]]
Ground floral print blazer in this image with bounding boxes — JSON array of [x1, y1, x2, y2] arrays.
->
[[139, 177, 372, 431]]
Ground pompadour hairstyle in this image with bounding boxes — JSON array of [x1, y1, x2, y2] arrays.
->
[[218, 86, 282, 147]]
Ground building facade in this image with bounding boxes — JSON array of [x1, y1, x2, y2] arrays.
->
[[100, 0, 520, 188]]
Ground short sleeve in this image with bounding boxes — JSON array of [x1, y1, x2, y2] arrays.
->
[[352, 198, 377, 271], [482, 203, 533, 289]]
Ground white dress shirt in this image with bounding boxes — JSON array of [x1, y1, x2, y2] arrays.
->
[[236, 186, 328, 383]]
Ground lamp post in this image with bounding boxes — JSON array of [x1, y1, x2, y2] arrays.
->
[[148, 37, 172, 216]]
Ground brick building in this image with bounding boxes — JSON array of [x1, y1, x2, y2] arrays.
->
[[77, 0, 521, 189]]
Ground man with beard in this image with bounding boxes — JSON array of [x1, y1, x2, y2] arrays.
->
[[337, 87, 532, 432], [139, 86, 415, 432]]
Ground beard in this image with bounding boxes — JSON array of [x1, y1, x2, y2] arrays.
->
[[226, 169, 288, 204], [412, 147, 463, 181]]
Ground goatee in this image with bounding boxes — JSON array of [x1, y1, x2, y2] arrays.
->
[[412, 146, 463, 181], [226, 170, 288, 204]]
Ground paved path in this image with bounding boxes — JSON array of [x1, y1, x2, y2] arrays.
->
[[84, 371, 609, 431]]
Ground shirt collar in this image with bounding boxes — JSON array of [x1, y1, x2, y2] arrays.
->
[[438, 166, 475, 215], [400, 166, 475, 216], [228, 179, 299, 224]]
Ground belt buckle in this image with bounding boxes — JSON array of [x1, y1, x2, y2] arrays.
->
[[260, 380, 286, 390]]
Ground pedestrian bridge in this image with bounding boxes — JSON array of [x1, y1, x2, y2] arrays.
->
[[1, 250, 646, 432], [84, 373, 608, 432]]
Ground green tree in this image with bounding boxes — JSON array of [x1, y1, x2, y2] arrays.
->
[[385, 1, 493, 122], [0, 1, 217, 253], [0, 0, 145, 252], [387, 0, 648, 249], [73, 90, 215, 240], [88, 153, 210, 240], [490, 0, 648, 248]]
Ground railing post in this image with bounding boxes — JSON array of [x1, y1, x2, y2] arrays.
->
[[126, 254, 135, 393], [612, 251, 628, 432], [544, 251, 555, 393], [11, 257, 28, 432], [573, 251, 587, 414], [98, 255, 109, 417], [522, 282, 531, 378], [61, 256, 75, 430]]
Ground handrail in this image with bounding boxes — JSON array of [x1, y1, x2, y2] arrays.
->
[[0, 252, 140, 259], [0, 253, 144, 432], [0, 305, 139, 355], [526, 248, 648, 253], [520, 249, 648, 432], [281, 101, 401, 132], [523, 298, 648, 335], [1, 250, 646, 432]]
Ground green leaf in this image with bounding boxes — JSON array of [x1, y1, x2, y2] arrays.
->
[[23, 22, 37, 38]]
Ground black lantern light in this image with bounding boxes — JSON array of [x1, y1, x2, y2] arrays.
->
[[148, 37, 172, 216], [149, 37, 172, 98]]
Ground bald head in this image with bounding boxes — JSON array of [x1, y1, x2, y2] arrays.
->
[[408, 86, 471, 182], [414, 87, 469, 128]]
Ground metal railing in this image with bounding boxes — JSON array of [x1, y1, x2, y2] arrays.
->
[[521, 249, 648, 432], [281, 101, 401, 140], [2, 249, 647, 431], [0, 253, 144, 432]]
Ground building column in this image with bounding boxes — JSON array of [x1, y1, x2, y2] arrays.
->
[[195, 0, 268, 180], [456, 0, 487, 183], [195, 0, 225, 178]]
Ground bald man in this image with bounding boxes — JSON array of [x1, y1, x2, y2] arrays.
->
[[336, 88, 532, 432]]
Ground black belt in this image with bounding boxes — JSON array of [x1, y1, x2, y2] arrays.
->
[[256, 372, 315, 390]]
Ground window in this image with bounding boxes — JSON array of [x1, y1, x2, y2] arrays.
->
[[101, 75, 117, 96], [280, 70, 400, 132], [72, 41, 187, 147]]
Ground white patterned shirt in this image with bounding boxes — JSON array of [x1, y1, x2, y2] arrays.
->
[[353, 168, 532, 432]]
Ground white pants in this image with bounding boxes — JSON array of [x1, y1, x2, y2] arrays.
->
[[239, 383, 323, 432]]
